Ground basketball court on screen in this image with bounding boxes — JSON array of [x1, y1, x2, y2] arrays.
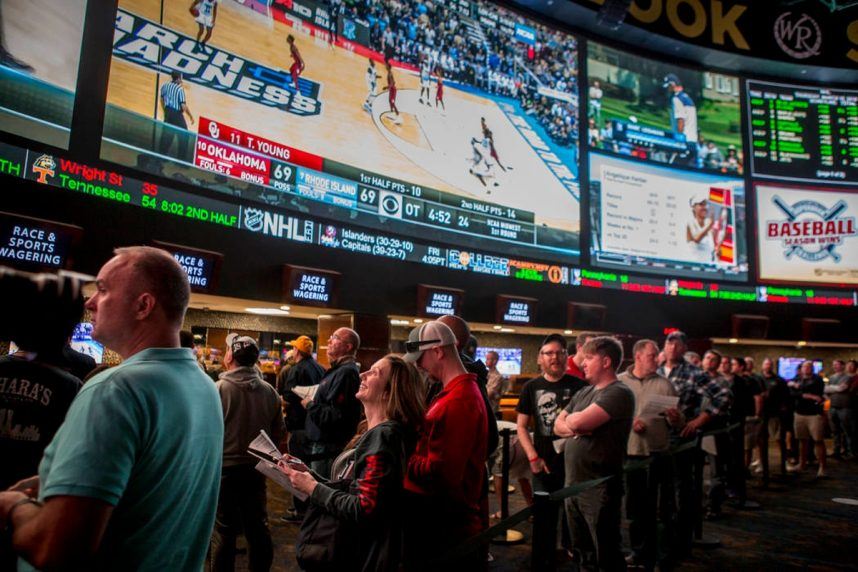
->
[[107, 0, 579, 233]]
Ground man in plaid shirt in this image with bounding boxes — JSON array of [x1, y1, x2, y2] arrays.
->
[[657, 331, 733, 562]]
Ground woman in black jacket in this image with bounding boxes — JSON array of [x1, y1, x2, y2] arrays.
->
[[280, 354, 425, 571]]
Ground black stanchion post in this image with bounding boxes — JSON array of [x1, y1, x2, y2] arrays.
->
[[531, 491, 556, 572], [501, 428, 511, 519], [493, 428, 524, 545]]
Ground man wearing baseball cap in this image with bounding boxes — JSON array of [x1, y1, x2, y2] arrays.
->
[[277, 335, 324, 523], [212, 334, 285, 571], [402, 321, 488, 567], [663, 72, 698, 146]]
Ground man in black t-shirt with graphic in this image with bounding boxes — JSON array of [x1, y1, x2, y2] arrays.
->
[[516, 334, 585, 551]]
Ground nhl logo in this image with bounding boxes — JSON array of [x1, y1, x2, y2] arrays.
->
[[243, 208, 264, 232]]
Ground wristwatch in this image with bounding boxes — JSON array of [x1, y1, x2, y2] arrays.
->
[[4, 497, 43, 535]]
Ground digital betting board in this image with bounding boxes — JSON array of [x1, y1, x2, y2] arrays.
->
[[152, 240, 223, 293], [3, 140, 855, 308], [587, 42, 744, 175], [747, 81, 858, 185], [101, 0, 581, 263], [282, 265, 341, 307], [756, 184, 858, 287], [417, 285, 464, 318], [0, 0, 87, 148], [589, 153, 748, 282], [0, 210, 82, 272], [496, 295, 538, 326]]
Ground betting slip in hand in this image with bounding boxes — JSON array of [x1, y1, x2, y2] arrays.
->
[[639, 395, 679, 418], [248, 430, 311, 500], [291, 384, 319, 401]]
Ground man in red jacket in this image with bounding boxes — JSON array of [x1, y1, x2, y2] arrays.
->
[[403, 321, 488, 569]]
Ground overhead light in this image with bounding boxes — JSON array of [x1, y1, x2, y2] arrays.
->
[[493, 325, 502, 330], [729, 338, 738, 344], [390, 319, 410, 325], [280, 305, 291, 311], [500, 327, 515, 333], [273, 339, 281, 344], [564, 330, 574, 335], [413, 318, 424, 323], [245, 307, 290, 316], [317, 314, 331, 319], [797, 341, 807, 347]]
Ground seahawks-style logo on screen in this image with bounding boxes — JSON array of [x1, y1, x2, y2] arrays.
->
[[766, 196, 857, 263], [113, 10, 322, 116]]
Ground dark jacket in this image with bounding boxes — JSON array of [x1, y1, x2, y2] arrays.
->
[[306, 357, 361, 454], [280, 357, 326, 431], [311, 420, 414, 571]]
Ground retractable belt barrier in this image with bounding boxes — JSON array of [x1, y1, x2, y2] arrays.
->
[[427, 422, 742, 567]]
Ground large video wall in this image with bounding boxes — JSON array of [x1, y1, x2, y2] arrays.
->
[[0, 0, 88, 148], [1, 0, 856, 306]]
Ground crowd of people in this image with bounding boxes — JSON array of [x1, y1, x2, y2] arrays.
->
[[1, 247, 855, 571], [337, 0, 578, 147]]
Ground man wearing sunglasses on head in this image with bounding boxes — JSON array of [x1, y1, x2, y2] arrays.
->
[[402, 321, 488, 569]]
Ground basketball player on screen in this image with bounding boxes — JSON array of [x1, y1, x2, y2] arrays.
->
[[434, 67, 445, 111], [384, 61, 401, 125], [190, 0, 218, 54], [481, 117, 510, 171], [287, 35, 305, 91], [418, 54, 431, 106], [363, 58, 380, 112], [469, 134, 499, 190]]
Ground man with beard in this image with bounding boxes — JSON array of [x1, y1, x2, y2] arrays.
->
[[517, 334, 585, 556]]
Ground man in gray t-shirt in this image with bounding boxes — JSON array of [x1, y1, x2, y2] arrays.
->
[[555, 337, 634, 571]]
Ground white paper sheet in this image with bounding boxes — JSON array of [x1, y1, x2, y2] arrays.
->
[[639, 395, 679, 418]]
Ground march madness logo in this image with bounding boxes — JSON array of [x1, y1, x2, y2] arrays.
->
[[766, 195, 856, 262], [113, 10, 322, 116]]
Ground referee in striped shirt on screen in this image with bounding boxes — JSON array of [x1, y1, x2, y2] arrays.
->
[[159, 71, 195, 159]]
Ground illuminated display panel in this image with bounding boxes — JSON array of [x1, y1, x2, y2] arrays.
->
[[589, 152, 748, 282], [100, 0, 581, 262], [756, 183, 858, 287], [416, 284, 464, 318], [747, 80, 858, 185], [0, 0, 87, 148], [282, 264, 341, 307], [587, 42, 744, 175], [3, 138, 855, 308], [152, 240, 223, 293], [0, 209, 82, 272], [496, 294, 537, 326], [475, 346, 522, 376]]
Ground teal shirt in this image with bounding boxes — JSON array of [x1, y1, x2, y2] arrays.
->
[[20, 348, 224, 571]]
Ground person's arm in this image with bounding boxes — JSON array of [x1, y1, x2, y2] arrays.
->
[[270, 392, 287, 446], [310, 432, 400, 523], [681, 411, 712, 437], [0, 493, 112, 570], [564, 403, 610, 434], [181, 101, 194, 125], [517, 413, 548, 474], [211, 1, 217, 25]]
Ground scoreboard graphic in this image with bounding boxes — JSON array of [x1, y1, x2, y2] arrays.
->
[[101, 0, 582, 260]]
